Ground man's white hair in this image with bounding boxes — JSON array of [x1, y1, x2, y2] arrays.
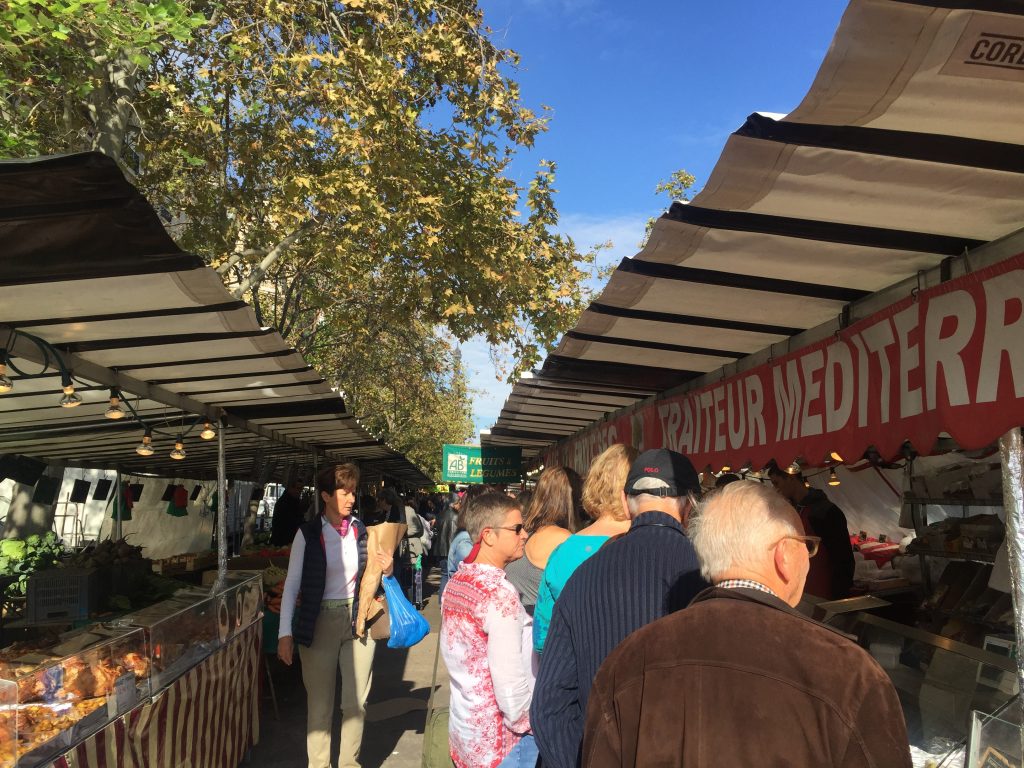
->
[[689, 481, 801, 582], [626, 493, 688, 518]]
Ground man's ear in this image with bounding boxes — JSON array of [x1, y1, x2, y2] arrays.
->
[[680, 498, 694, 528], [774, 538, 798, 584]]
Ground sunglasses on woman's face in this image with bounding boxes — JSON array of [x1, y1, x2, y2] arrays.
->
[[491, 524, 526, 535]]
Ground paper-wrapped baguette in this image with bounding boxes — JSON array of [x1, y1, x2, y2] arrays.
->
[[356, 521, 406, 637]]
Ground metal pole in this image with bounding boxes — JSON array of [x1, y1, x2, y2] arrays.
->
[[312, 452, 320, 518], [114, 468, 122, 541], [998, 426, 1024, 750], [216, 418, 228, 591]]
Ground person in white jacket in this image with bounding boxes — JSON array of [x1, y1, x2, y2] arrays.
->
[[441, 491, 536, 768]]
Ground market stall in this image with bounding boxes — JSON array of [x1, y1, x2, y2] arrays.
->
[[0, 153, 431, 765], [481, 1, 1024, 763]]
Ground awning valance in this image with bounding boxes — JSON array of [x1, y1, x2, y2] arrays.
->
[[0, 153, 431, 487]]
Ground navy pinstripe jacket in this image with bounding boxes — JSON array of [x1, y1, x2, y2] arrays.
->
[[531, 511, 707, 768]]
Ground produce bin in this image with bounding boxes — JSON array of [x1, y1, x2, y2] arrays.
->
[[26, 568, 97, 623]]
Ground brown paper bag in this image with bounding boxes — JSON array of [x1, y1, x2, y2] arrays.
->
[[356, 521, 406, 637]]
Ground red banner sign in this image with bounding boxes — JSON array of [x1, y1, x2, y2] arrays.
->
[[546, 252, 1024, 473]]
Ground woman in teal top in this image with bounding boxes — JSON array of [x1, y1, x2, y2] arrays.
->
[[533, 443, 638, 652]]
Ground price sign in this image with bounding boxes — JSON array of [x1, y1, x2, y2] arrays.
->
[[107, 672, 137, 719]]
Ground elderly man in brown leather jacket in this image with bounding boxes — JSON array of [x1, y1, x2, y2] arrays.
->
[[583, 481, 911, 768]]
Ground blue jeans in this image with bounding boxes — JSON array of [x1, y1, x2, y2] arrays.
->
[[498, 734, 538, 768]]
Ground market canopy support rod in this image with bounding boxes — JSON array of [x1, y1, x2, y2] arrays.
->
[[999, 425, 1024, 751], [312, 451, 320, 518], [0, 323, 317, 455], [215, 417, 228, 594]]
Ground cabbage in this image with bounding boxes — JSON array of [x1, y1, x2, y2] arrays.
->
[[0, 540, 26, 561]]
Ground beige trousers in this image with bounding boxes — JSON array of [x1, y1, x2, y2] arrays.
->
[[298, 602, 376, 768]]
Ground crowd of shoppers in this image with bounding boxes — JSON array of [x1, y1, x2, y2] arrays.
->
[[435, 446, 909, 768], [273, 450, 907, 768]]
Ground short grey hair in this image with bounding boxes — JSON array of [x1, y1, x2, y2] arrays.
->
[[625, 493, 689, 518], [461, 492, 520, 540], [688, 481, 800, 582]]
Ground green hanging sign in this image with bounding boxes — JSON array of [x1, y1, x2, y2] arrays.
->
[[441, 445, 522, 484]]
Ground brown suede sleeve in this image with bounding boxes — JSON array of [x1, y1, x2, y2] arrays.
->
[[582, 669, 624, 768], [841, 669, 913, 768]]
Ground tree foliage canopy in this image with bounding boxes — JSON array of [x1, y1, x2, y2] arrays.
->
[[0, 0, 611, 479]]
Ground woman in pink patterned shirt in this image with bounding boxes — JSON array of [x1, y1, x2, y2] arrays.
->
[[441, 491, 537, 768]]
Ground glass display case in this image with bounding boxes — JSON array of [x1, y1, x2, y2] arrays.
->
[[967, 699, 1022, 768], [0, 680, 16, 768], [216, 572, 263, 643], [0, 626, 149, 767], [121, 593, 219, 693], [826, 610, 1018, 766]]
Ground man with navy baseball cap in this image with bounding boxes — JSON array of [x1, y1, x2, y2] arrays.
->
[[532, 448, 708, 768]]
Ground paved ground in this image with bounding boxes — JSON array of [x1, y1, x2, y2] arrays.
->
[[249, 570, 450, 768]]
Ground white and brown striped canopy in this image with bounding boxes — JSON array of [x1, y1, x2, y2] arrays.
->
[[0, 154, 431, 486], [484, 0, 1024, 460]]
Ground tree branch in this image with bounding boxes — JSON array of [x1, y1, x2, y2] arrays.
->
[[230, 221, 316, 299]]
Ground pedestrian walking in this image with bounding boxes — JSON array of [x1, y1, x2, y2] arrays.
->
[[277, 463, 394, 768]]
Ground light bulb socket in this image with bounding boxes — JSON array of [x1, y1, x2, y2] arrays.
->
[[59, 384, 81, 408], [105, 396, 126, 419]]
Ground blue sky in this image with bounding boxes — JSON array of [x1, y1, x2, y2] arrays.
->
[[463, 0, 849, 438]]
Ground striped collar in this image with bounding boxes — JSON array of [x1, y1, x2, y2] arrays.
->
[[716, 578, 778, 598]]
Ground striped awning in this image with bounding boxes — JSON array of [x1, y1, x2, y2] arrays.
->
[[0, 153, 431, 487], [483, 0, 1024, 461]]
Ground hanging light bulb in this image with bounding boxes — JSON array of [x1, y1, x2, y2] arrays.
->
[[720, 465, 732, 473], [200, 421, 216, 440], [829, 451, 844, 463], [59, 382, 81, 408], [785, 460, 802, 476], [170, 438, 186, 461], [105, 389, 126, 419], [828, 468, 841, 486], [136, 428, 154, 457]]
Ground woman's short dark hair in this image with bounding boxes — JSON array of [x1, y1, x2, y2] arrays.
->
[[462, 492, 520, 540], [316, 463, 360, 495]]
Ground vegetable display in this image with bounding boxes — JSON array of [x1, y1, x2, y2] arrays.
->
[[0, 533, 64, 596]]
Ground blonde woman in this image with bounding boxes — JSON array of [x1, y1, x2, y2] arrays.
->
[[532, 444, 638, 652]]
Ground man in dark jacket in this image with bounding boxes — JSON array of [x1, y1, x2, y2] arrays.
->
[[432, 495, 459, 599], [584, 480, 910, 768], [270, 479, 308, 546], [768, 462, 855, 599], [532, 449, 707, 768]]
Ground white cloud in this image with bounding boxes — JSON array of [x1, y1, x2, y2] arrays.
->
[[559, 210, 650, 272], [463, 209, 650, 438]]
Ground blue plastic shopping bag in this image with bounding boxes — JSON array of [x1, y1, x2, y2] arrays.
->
[[381, 574, 430, 648]]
